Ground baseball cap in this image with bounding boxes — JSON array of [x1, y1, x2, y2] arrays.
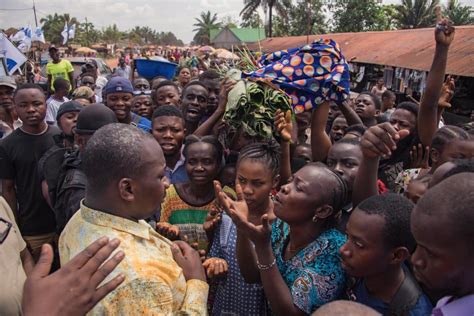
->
[[75, 103, 118, 135], [0, 76, 17, 90], [48, 45, 58, 52], [56, 101, 84, 121], [103, 77, 133, 96]]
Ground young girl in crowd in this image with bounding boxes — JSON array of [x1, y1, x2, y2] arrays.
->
[[157, 135, 229, 251], [214, 162, 349, 314], [206, 141, 281, 315]]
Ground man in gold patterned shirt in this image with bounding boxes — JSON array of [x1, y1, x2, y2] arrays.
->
[[59, 123, 208, 315]]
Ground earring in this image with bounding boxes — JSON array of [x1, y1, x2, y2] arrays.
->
[[312, 215, 318, 223]]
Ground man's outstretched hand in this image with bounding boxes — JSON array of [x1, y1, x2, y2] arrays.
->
[[22, 237, 125, 316]]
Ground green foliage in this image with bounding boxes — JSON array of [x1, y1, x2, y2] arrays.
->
[[330, 0, 394, 32], [220, 15, 240, 29], [444, 0, 473, 25], [193, 11, 222, 45], [240, 12, 264, 28], [240, 0, 292, 37], [40, 13, 78, 45], [287, 0, 327, 35], [395, 0, 439, 29]]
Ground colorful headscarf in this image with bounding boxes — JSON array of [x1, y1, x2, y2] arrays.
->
[[242, 39, 350, 114]]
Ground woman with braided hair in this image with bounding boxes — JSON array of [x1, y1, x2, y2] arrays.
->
[[214, 162, 349, 315]]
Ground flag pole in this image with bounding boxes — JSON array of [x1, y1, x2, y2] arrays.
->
[[33, 0, 38, 27]]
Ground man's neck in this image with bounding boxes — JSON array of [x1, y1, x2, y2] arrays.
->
[[21, 121, 48, 135], [84, 194, 139, 223], [165, 152, 181, 170], [364, 265, 405, 303], [53, 95, 64, 101], [362, 117, 378, 128]]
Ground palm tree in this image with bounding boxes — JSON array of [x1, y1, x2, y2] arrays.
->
[[240, 0, 291, 37], [193, 11, 222, 45], [101, 24, 122, 44], [444, 0, 473, 25], [396, 0, 440, 29], [40, 13, 63, 44]]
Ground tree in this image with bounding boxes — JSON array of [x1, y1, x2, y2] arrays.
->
[[76, 21, 100, 46], [330, 0, 390, 32], [240, 12, 264, 28], [240, 0, 291, 37], [288, 0, 327, 36], [220, 15, 239, 28], [193, 11, 222, 45], [444, 0, 473, 25], [101, 24, 122, 44], [395, 0, 439, 29]]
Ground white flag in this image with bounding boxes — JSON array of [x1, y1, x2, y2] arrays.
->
[[68, 24, 76, 40], [0, 33, 28, 75], [10, 28, 26, 42], [32, 27, 45, 43], [61, 23, 76, 45], [17, 25, 32, 53]]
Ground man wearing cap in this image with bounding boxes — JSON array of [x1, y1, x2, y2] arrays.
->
[[53, 104, 117, 233], [46, 46, 74, 94], [0, 76, 22, 135], [103, 77, 151, 132]]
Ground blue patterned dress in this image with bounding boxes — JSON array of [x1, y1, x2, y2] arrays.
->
[[271, 218, 347, 314]]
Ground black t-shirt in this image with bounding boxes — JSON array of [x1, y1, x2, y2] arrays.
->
[[0, 126, 60, 235]]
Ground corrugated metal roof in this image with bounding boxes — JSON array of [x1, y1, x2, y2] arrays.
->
[[211, 27, 266, 43], [248, 26, 474, 77]]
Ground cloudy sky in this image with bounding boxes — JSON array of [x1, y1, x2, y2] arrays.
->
[[1, 0, 473, 43]]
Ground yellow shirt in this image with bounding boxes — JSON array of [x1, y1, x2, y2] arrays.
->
[[0, 197, 27, 316], [59, 202, 209, 315], [46, 59, 74, 91]]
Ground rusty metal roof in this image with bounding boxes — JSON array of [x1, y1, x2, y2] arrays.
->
[[248, 25, 474, 77]]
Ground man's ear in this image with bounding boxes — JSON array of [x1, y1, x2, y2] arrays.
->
[[375, 109, 381, 116], [118, 178, 135, 202], [390, 246, 410, 265]]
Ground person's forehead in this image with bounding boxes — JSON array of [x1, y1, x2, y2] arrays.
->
[[0, 85, 14, 92], [15, 88, 45, 100], [202, 79, 220, 89], [392, 108, 415, 121], [333, 117, 348, 125], [154, 116, 184, 126], [133, 95, 152, 103], [329, 143, 362, 160], [107, 92, 132, 98], [184, 85, 207, 96], [157, 85, 178, 94], [187, 142, 215, 154], [348, 208, 386, 240]]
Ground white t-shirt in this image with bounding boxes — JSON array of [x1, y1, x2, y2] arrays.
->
[[46, 96, 69, 125]]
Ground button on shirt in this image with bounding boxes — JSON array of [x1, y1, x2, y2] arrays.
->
[[59, 202, 209, 315]]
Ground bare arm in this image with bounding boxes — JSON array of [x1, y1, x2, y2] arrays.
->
[[352, 156, 380, 207], [68, 72, 75, 90], [338, 100, 363, 126], [235, 233, 261, 283], [275, 110, 292, 185], [310, 101, 332, 162], [418, 20, 454, 146], [2, 179, 17, 218]]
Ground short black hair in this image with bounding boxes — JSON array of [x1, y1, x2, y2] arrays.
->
[[155, 80, 179, 93], [82, 123, 156, 192], [238, 140, 281, 178], [335, 137, 361, 146], [53, 78, 70, 91], [152, 105, 184, 121], [182, 81, 208, 96], [396, 101, 419, 118], [183, 135, 223, 166], [382, 90, 395, 100], [416, 173, 474, 249], [358, 193, 416, 252], [431, 125, 470, 152], [198, 70, 220, 81], [13, 83, 45, 100], [359, 91, 382, 110], [344, 124, 366, 137], [441, 159, 474, 181]]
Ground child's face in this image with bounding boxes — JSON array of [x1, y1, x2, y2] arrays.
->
[[339, 209, 391, 278], [410, 206, 470, 294], [185, 142, 219, 186], [326, 143, 362, 191], [274, 165, 332, 224], [156, 85, 180, 107], [355, 94, 378, 120], [330, 116, 348, 143], [294, 145, 312, 163], [405, 180, 428, 204], [220, 165, 236, 189], [236, 160, 276, 212]]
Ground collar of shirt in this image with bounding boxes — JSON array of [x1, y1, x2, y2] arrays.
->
[[80, 201, 151, 240], [166, 147, 186, 174], [432, 294, 474, 316]]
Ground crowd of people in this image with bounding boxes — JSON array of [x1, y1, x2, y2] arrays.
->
[[0, 19, 473, 316]]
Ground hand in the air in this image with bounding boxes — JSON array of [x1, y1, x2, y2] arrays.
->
[[361, 122, 410, 158], [275, 109, 293, 142]]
